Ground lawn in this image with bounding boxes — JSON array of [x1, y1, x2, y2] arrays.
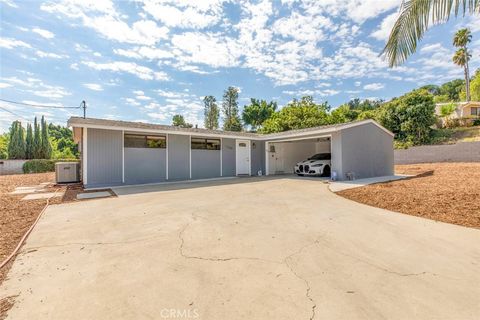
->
[[337, 163, 480, 229], [429, 126, 480, 145]]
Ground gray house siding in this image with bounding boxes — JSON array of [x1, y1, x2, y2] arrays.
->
[[86, 128, 123, 187], [222, 138, 236, 177], [167, 134, 190, 181], [330, 131, 343, 179], [340, 123, 394, 179], [124, 148, 166, 184], [250, 140, 265, 175], [191, 150, 221, 179]]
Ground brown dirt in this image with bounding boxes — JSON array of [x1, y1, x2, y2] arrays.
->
[[337, 163, 480, 229]]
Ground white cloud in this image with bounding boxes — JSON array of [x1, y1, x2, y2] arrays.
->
[[363, 83, 385, 90], [141, 0, 224, 29], [41, 1, 169, 45], [283, 88, 340, 96], [370, 12, 397, 41], [82, 61, 169, 81], [83, 83, 103, 91], [0, 37, 31, 49], [35, 50, 68, 59], [114, 46, 173, 60], [32, 28, 55, 39], [32, 86, 71, 99], [0, 83, 12, 89]]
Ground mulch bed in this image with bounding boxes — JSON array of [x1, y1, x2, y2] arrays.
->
[[337, 163, 480, 229]]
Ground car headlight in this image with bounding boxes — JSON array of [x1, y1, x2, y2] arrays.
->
[[311, 164, 323, 167]]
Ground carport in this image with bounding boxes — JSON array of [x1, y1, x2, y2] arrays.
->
[[265, 121, 394, 180], [266, 136, 332, 176]]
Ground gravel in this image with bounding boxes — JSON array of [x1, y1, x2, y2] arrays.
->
[[337, 163, 480, 229]]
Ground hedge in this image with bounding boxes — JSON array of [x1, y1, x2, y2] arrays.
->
[[23, 159, 79, 174]]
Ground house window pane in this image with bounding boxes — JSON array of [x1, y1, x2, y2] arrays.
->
[[206, 139, 220, 150], [125, 134, 146, 148], [239, 142, 247, 147], [146, 136, 166, 148], [191, 138, 207, 149], [125, 134, 166, 148], [191, 138, 220, 150], [471, 107, 479, 116]]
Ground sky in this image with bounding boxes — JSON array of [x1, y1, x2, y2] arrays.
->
[[0, 0, 479, 133]]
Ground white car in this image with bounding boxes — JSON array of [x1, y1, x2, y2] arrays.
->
[[294, 153, 331, 177]]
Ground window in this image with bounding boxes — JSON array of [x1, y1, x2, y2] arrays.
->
[[309, 153, 331, 160], [238, 142, 247, 147], [471, 107, 479, 116], [124, 134, 166, 148], [191, 137, 220, 150]]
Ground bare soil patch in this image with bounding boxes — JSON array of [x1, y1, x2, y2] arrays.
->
[[337, 163, 480, 229]]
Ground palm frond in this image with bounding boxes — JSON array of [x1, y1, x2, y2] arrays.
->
[[382, 0, 480, 67]]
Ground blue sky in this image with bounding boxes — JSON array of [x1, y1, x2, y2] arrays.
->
[[0, 0, 479, 133]]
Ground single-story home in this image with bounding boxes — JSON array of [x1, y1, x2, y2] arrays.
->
[[435, 101, 480, 118], [68, 117, 394, 189]]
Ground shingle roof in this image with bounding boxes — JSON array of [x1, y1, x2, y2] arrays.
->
[[68, 117, 393, 139]]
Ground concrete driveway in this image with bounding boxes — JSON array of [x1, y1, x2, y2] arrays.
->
[[1, 177, 479, 319]]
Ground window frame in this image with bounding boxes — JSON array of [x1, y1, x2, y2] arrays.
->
[[124, 134, 167, 149], [471, 107, 479, 116], [191, 137, 221, 150]]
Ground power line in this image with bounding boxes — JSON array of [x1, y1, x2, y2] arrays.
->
[[0, 106, 30, 122], [0, 98, 81, 109]]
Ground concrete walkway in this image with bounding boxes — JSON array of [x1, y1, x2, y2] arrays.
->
[[328, 175, 411, 192], [1, 177, 479, 319]]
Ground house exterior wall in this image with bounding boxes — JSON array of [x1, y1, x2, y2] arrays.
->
[[222, 138, 236, 177], [167, 134, 190, 181], [340, 123, 394, 179], [191, 150, 221, 179], [330, 131, 343, 179], [124, 148, 166, 184], [86, 128, 123, 187], [250, 140, 265, 175]]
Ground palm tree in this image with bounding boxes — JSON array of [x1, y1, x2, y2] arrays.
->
[[453, 48, 472, 100], [382, 0, 479, 67], [453, 28, 472, 101]]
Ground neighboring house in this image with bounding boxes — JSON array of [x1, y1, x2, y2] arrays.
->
[[435, 101, 480, 118], [68, 117, 394, 188]]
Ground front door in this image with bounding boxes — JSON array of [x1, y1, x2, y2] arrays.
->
[[236, 140, 250, 175]]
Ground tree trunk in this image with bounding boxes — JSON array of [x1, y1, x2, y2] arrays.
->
[[464, 46, 471, 101]]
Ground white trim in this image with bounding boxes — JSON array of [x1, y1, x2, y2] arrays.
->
[[166, 134, 169, 180], [83, 127, 88, 185], [69, 119, 394, 140], [235, 139, 251, 176], [265, 141, 269, 176], [220, 137, 223, 177], [189, 135, 192, 179], [121, 130, 125, 183]]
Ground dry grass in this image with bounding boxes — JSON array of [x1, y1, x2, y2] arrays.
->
[[337, 163, 480, 229]]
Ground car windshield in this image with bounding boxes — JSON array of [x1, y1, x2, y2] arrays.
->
[[308, 153, 331, 160]]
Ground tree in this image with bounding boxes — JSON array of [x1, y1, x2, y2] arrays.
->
[[172, 114, 193, 128], [377, 90, 435, 145], [466, 69, 480, 101], [242, 98, 277, 131], [7, 121, 26, 159], [382, 0, 479, 67], [453, 28, 472, 101], [222, 86, 242, 131], [25, 123, 33, 159], [40, 116, 52, 159], [438, 79, 465, 102], [33, 117, 42, 159], [203, 95, 219, 130], [0, 133, 8, 159], [261, 96, 330, 134]]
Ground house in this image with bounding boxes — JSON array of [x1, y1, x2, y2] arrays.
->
[[435, 101, 480, 118], [68, 117, 394, 189]]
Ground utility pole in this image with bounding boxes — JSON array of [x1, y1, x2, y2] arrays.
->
[[81, 100, 87, 118]]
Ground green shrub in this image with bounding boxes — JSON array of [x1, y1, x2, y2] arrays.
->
[[473, 119, 480, 126], [23, 159, 78, 173]]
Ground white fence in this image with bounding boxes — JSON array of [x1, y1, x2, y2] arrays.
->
[[0, 159, 28, 175]]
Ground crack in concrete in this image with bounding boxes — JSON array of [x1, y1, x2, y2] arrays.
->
[[178, 222, 321, 320]]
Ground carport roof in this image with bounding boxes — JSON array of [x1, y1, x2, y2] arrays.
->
[[68, 117, 394, 140]]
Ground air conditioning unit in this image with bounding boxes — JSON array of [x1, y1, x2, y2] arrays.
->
[[55, 162, 80, 183]]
